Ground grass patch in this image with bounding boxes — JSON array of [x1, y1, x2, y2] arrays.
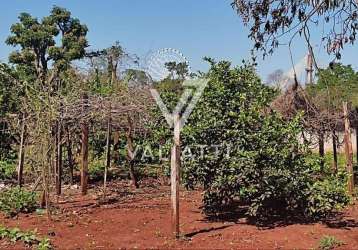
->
[[319, 235, 344, 250]]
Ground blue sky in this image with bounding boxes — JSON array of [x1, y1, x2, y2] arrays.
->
[[0, 0, 357, 80]]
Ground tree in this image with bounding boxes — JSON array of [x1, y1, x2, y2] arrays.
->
[[164, 61, 189, 80], [266, 69, 284, 88], [307, 63, 358, 170], [106, 41, 124, 84], [5, 6, 88, 193], [175, 62, 189, 80], [6, 6, 88, 89], [165, 61, 177, 79], [308, 63, 358, 110], [231, 1, 358, 61]]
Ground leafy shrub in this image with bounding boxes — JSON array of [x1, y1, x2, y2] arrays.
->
[[0, 187, 37, 217], [319, 235, 343, 250], [152, 60, 350, 221], [306, 175, 350, 218], [0, 160, 16, 179], [89, 157, 106, 180], [0, 225, 51, 250]]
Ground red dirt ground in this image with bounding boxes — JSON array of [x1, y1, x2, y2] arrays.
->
[[1, 180, 358, 249]]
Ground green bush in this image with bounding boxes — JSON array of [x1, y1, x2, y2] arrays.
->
[[0, 225, 51, 250], [0, 187, 37, 217], [89, 156, 105, 180], [152, 60, 350, 221], [0, 160, 16, 180], [306, 175, 350, 218]]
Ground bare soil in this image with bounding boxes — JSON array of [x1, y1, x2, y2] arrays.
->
[[1, 180, 358, 249]]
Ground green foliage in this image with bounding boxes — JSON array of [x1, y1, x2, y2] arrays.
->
[[164, 61, 189, 80], [307, 63, 358, 109], [0, 225, 51, 249], [37, 238, 52, 250], [0, 160, 16, 179], [0, 187, 37, 217], [151, 59, 349, 221], [88, 155, 106, 180], [307, 175, 350, 218], [154, 79, 183, 94], [6, 6, 88, 73], [319, 235, 343, 250], [0, 64, 21, 159], [232, 1, 357, 59]]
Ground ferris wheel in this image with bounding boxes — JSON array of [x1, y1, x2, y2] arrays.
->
[[144, 48, 191, 83]]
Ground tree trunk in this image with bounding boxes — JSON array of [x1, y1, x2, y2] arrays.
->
[[343, 102, 354, 195], [126, 116, 138, 188], [332, 130, 338, 173], [17, 116, 26, 187], [111, 61, 118, 84]]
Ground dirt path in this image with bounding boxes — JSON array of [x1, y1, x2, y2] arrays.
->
[[1, 181, 358, 249]]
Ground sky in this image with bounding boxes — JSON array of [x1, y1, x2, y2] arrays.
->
[[0, 0, 357, 81]]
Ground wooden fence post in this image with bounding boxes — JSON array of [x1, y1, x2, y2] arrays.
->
[[81, 94, 89, 195], [171, 114, 180, 238], [17, 115, 26, 187], [55, 121, 63, 195], [104, 104, 112, 196], [66, 127, 74, 185], [343, 102, 354, 195]]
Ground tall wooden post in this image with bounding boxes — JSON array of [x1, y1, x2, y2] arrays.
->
[[81, 94, 89, 195], [332, 130, 338, 173], [55, 122, 63, 195], [17, 116, 26, 187], [171, 114, 180, 238], [343, 102, 354, 195], [104, 105, 112, 196], [66, 127, 74, 185]]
